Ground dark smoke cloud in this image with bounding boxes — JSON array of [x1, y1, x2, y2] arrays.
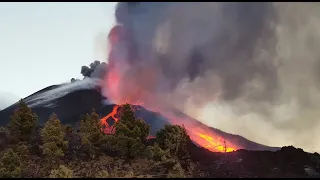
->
[[80, 60, 108, 79], [106, 2, 320, 152], [114, 2, 278, 104]]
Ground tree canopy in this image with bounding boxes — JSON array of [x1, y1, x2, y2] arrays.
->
[[40, 113, 68, 164]]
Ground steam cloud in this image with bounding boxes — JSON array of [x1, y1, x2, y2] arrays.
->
[[104, 2, 320, 152]]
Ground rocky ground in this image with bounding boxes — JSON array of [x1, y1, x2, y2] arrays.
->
[[189, 145, 320, 178]]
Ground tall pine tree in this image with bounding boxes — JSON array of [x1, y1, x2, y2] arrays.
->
[[114, 104, 150, 159], [8, 100, 38, 142], [40, 113, 68, 165], [79, 109, 106, 158]]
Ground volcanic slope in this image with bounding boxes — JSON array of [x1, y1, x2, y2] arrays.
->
[[0, 78, 278, 152]]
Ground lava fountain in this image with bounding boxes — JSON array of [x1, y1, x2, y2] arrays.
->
[[101, 20, 240, 153]]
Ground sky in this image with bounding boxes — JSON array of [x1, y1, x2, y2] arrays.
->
[[0, 2, 117, 109]]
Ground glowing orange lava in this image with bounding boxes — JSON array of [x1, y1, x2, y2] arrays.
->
[[100, 103, 144, 134], [196, 133, 235, 152], [160, 111, 239, 153], [100, 105, 120, 134]]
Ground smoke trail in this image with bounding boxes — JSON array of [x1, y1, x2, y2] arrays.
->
[[103, 2, 320, 152]]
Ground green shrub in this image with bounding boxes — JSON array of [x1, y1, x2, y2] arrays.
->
[[49, 165, 73, 178], [146, 143, 170, 162], [95, 170, 109, 178], [0, 148, 21, 178], [167, 160, 185, 178], [123, 170, 135, 178]]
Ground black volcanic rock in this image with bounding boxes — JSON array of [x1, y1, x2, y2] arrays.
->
[[190, 146, 320, 178], [0, 89, 105, 126]]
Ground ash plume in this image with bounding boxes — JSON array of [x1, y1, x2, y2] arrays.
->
[[80, 60, 108, 79], [103, 2, 320, 152]]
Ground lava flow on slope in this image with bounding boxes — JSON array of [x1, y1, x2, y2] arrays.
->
[[152, 109, 239, 153], [100, 103, 238, 153], [100, 105, 120, 134], [100, 104, 156, 140], [100, 103, 143, 134]]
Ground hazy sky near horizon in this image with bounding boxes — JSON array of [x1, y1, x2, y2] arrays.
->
[[0, 2, 117, 108]]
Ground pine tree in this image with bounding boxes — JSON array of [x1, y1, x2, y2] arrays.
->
[[114, 104, 150, 159], [156, 124, 194, 174], [79, 109, 106, 158], [64, 124, 81, 159], [114, 134, 144, 159], [8, 100, 38, 142], [0, 148, 21, 178], [156, 124, 191, 158], [115, 104, 150, 142], [40, 113, 68, 164]]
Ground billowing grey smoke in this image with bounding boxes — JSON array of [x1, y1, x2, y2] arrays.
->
[[80, 60, 108, 79], [106, 2, 320, 152], [113, 2, 278, 104]]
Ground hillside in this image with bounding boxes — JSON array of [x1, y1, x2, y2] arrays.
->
[[0, 80, 279, 152]]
